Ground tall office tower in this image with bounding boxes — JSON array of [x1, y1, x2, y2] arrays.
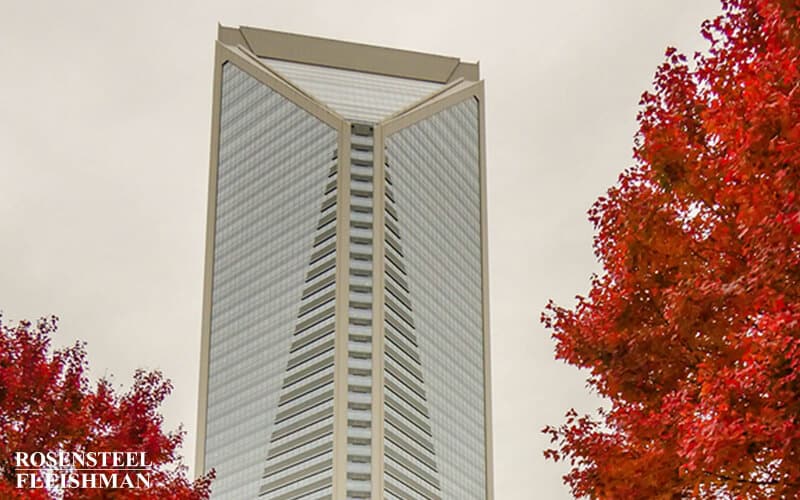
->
[[196, 26, 492, 500]]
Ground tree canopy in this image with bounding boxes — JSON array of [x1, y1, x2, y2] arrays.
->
[[542, 0, 800, 497], [0, 315, 214, 499]]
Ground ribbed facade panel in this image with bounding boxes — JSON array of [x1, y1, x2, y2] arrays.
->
[[380, 172, 443, 500], [384, 98, 485, 499], [260, 153, 341, 498], [205, 62, 338, 500]]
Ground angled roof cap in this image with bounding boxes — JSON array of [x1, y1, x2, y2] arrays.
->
[[218, 25, 480, 83], [217, 25, 480, 123]]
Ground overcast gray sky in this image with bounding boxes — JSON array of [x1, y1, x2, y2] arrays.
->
[[1, 1, 723, 498]]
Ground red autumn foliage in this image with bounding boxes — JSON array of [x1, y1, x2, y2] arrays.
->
[[542, 0, 800, 497], [0, 315, 214, 499]]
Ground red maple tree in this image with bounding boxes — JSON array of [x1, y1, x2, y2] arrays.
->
[[0, 315, 214, 499], [542, 0, 800, 497]]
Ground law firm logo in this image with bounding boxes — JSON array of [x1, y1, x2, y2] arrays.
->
[[14, 451, 152, 490]]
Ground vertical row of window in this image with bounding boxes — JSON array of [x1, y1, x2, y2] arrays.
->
[[347, 123, 376, 499]]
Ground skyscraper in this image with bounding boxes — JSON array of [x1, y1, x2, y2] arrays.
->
[[196, 25, 492, 500]]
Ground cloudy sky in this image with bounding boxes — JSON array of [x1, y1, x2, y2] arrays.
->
[[1, 1, 723, 498]]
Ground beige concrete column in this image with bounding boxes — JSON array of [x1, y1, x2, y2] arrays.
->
[[370, 124, 387, 499], [332, 124, 352, 499], [195, 44, 225, 476]]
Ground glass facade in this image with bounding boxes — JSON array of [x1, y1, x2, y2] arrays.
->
[[384, 98, 485, 500], [205, 62, 338, 499], [259, 58, 444, 123], [381, 135, 444, 500]]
